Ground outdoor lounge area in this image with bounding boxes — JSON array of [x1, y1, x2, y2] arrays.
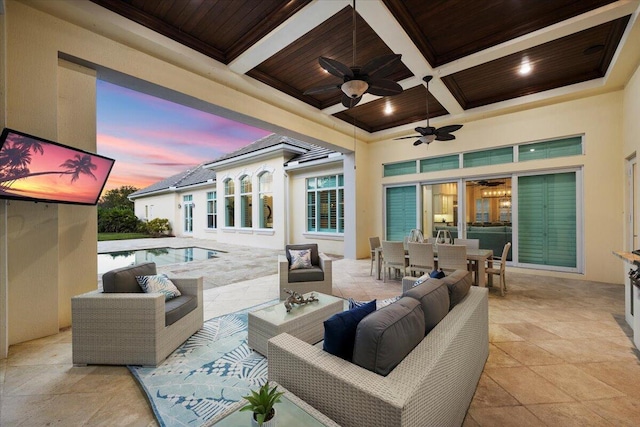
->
[[1, 239, 639, 426]]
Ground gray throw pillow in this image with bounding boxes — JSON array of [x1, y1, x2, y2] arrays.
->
[[440, 270, 472, 309], [352, 297, 425, 376], [404, 280, 450, 334]]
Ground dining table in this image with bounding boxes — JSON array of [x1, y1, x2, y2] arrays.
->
[[374, 245, 494, 287]]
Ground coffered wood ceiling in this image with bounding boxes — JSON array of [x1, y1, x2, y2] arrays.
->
[[89, 0, 638, 137]]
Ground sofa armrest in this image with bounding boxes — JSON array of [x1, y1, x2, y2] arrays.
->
[[402, 273, 428, 293], [319, 252, 332, 276], [171, 277, 203, 300], [72, 290, 165, 335], [268, 333, 402, 426]]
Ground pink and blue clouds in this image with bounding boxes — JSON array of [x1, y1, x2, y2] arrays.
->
[[97, 80, 271, 193]]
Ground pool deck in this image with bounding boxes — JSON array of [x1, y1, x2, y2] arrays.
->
[[97, 237, 389, 321]]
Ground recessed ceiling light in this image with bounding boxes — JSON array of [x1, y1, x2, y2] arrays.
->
[[519, 61, 532, 75], [384, 103, 393, 115]]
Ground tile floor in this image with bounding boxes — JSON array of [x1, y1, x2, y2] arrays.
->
[[2, 257, 640, 426]]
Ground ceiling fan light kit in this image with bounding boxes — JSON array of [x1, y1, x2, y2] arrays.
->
[[342, 79, 369, 98]]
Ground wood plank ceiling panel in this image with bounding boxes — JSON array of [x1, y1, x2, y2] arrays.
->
[[442, 17, 629, 110], [383, 0, 618, 67], [334, 85, 447, 133], [89, 0, 311, 63], [247, 6, 413, 110]]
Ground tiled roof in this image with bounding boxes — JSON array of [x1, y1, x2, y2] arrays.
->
[[206, 133, 311, 165], [129, 163, 216, 198], [285, 145, 340, 165], [130, 134, 341, 199]]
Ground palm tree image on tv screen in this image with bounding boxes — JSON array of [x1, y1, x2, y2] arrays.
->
[[0, 128, 114, 205]]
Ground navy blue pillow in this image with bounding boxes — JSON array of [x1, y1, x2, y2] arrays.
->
[[430, 269, 445, 279], [323, 300, 376, 361]]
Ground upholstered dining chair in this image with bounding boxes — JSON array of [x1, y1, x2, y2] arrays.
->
[[486, 242, 512, 296], [407, 242, 435, 277], [369, 236, 381, 276], [437, 244, 468, 272], [381, 240, 408, 282]]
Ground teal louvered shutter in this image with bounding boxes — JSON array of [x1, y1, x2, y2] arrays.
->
[[518, 172, 576, 267], [386, 186, 416, 241]]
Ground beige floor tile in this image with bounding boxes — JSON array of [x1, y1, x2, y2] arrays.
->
[[526, 402, 614, 426], [468, 405, 546, 427], [486, 344, 522, 368], [0, 394, 56, 426], [489, 324, 525, 342], [529, 364, 624, 400], [535, 338, 638, 364], [484, 366, 574, 405], [586, 397, 640, 427], [462, 412, 481, 427], [470, 373, 519, 408], [501, 322, 563, 341], [493, 341, 564, 366], [6, 342, 73, 367], [535, 320, 629, 340], [577, 361, 640, 396]]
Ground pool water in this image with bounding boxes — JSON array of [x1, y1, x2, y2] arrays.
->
[[98, 247, 219, 274]]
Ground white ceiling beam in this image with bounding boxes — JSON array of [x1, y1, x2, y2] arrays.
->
[[356, 0, 464, 115], [436, 0, 640, 77], [228, 0, 348, 74]]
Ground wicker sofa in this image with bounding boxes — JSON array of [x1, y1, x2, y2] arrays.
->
[[268, 273, 488, 427], [71, 262, 203, 366]]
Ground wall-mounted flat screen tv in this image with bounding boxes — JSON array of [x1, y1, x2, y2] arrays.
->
[[0, 128, 115, 206]]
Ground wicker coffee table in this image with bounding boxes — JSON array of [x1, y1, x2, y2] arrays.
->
[[248, 292, 344, 356]]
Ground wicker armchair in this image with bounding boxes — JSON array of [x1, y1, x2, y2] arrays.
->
[[381, 240, 408, 282], [407, 242, 435, 277], [278, 244, 332, 300], [72, 262, 203, 366]]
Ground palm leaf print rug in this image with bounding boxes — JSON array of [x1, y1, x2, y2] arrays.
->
[[129, 300, 277, 427]]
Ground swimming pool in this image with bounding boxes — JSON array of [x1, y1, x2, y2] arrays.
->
[[98, 247, 219, 274]]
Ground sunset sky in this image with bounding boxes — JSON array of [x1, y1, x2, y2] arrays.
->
[[96, 80, 271, 193]]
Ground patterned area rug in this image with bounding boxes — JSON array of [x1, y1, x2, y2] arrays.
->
[[129, 300, 277, 427]]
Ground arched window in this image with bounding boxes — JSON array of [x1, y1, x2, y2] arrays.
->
[[259, 172, 273, 229], [224, 179, 235, 227], [240, 175, 252, 228]]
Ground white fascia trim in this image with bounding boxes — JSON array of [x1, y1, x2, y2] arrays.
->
[[203, 144, 308, 170], [284, 155, 344, 171]]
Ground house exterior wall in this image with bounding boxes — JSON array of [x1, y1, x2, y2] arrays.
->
[[370, 91, 625, 283], [133, 192, 180, 234], [288, 162, 345, 256]]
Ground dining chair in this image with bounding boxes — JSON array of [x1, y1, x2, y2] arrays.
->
[[453, 238, 479, 249], [486, 242, 512, 296], [381, 240, 408, 282], [426, 237, 436, 244], [437, 244, 468, 272], [454, 238, 480, 276], [407, 242, 435, 277], [369, 236, 381, 276]]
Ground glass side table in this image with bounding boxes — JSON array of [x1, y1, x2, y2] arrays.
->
[[206, 382, 340, 427]]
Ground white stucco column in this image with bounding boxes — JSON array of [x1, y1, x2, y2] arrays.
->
[[343, 152, 356, 259]]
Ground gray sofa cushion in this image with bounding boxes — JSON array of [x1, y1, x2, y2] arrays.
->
[[287, 266, 324, 283], [403, 280, 450, 334], [285, 244, 320, 267], [441, 270, 472, 309], [352, 297, 425, 376], [102, 262, 157, 293], [164, 294, 197, 326]]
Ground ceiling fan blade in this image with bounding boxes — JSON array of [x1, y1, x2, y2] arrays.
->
[[435, 133, 456, 141], [413, 139, 423, 146], [319, 57, 353, 79], [367, 79, 402, 96], [303, 84, 341, 95], [342, 94, 361, 108], [436, 124, 463, 134], [361, 54, 402, 78], [394, 135, 421, 140]]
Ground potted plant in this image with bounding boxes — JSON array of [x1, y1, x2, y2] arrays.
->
[[240, 381, 284, 426]]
